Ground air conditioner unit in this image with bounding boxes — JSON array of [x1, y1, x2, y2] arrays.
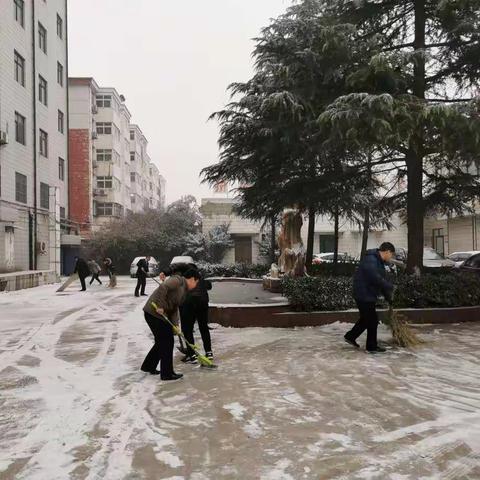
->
[[0, 131, 8, 145], [93, 188, 107, 196], [92, 131, 98, 139], [36, 241, 47, 255]]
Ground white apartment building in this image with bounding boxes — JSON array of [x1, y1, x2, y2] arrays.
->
[[68, 78, 166, 238], [0, 0, 73, 274]]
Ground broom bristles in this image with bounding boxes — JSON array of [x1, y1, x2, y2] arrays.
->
[[386, 308, 423, 348]]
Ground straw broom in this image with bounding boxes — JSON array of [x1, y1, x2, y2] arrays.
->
[[384, 306, 423, 348]]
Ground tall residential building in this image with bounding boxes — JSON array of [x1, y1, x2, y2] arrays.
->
[[69, 78, 165, 236], [0, 0, 76, 274]]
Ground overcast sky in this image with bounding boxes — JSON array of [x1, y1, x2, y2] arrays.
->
[[68, 0, 293, 204]]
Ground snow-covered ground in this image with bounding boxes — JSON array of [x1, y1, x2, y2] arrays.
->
[[1, 276, 480, 479]]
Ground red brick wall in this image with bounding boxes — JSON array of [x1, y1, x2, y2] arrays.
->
[[69, 129, 92, 236]]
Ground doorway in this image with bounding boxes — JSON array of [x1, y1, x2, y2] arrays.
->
[[432, 228, 445, 256], [234, 236, 252, 264], [5, 226, 14, 271]]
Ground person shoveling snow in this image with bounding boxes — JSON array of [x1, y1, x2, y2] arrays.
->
[[141, 269, 200, 380], [344, 243, 395, 354]]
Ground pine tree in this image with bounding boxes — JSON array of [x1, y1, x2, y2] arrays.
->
[[319, 0, 480, 272]]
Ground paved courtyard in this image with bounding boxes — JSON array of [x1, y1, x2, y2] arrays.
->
[[1, 276, 480, 479]]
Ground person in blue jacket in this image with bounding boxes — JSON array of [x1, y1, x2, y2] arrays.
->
[[344, 242, 395, 353]]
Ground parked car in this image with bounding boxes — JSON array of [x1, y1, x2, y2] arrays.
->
[[459, 253, 480, 274], [393, 247, 455, 268], [312, 252, 352, 264], [129, 256, 159, 278], [448, 251, 480, 268], [169, 256, 196, 275]]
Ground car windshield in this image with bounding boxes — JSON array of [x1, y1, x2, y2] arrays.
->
[[452, 253, 471, 261], [424, 249, 443, 260]]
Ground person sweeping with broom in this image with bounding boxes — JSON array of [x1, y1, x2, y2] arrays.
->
[[141, 269, 200, 380], [344, 242, 395, 354]]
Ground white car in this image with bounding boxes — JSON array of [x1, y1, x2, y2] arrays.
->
[[130, 256, 159, 278], [395, 247, 455, 268], [170, 256, 195, 266], [448, 251, 480, 268], [312, 252, 351, 264]]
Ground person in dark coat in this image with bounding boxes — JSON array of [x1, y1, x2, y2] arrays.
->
[[344, 242, 395, 353], [73, 256, 90, 292], [180, 272, 213, 363], [135, 256, 150, 297], [141, 269, 200, 380]]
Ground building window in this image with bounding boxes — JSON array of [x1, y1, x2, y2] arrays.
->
[[56, 14, 63, 39], [40, 182, 49, 209], [96, 122, 112, 135], [97, 176, 113, 189], [15, 112, 26, 145], [130, 152, 135, 162], [39, 75, 48, 105], [14, 50, 25, 86], [96, 95, 111, 108], [58, 110, 64, 133], [39, 129, 48, 157], [38, 22, 47, 54], [97, 149, 112, 162], [57, 62, 63, 86], [14, 0, 24, 27], [130, 172, 136, 183], [130, 131, 135, 140], [60, 206, 65, 219], [15, 172, 27, 203], [58, 157, 65, 181], [96, 202, 113, 216]]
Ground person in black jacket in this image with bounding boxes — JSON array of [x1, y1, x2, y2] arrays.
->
[[135, 256, 150, 297], [344, 243, 395, 353], [180, 273, 213, 363], [73, 256, 90, 292]]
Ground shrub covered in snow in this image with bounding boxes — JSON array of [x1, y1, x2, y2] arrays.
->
[[284, 272, 480, 312], [197, 262, 269, 279]]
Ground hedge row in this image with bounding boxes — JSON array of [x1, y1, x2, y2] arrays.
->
[[283, 272, 480, 311], [196, 262, 269, 279]]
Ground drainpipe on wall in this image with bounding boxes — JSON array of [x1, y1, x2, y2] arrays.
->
[[31, 0, 38, 269]]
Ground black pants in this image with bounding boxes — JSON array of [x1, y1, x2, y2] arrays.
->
[[135, 275, 146, 296], [181, 300, 212, 356], [90, 273, 102, 285], [141, 312, 174, 376], [79, 275, 87, 291], [346, 301, 379, 350]]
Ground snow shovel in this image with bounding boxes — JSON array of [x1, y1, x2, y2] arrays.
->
[[151, 302, 217, 369], [149, 276, 187, 354]]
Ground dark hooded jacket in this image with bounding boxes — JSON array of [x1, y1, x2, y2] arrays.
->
[[353, 249, 393, 303]]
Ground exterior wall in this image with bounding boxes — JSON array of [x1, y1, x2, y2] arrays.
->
[[68, 129, 91, 233], [0, 0, 69, 273]]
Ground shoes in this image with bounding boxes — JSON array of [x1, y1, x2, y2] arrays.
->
[[344, 335, 360, 348], [141, 294, 148, 296], [135, 294, 140, 297], [181, 355, 198, 364], [205, 351, 214, 359], [161, 372, 183, 381], [141, 368, 161, 375], [367, 346, 387, 354], [80, 289, 86, 291]]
